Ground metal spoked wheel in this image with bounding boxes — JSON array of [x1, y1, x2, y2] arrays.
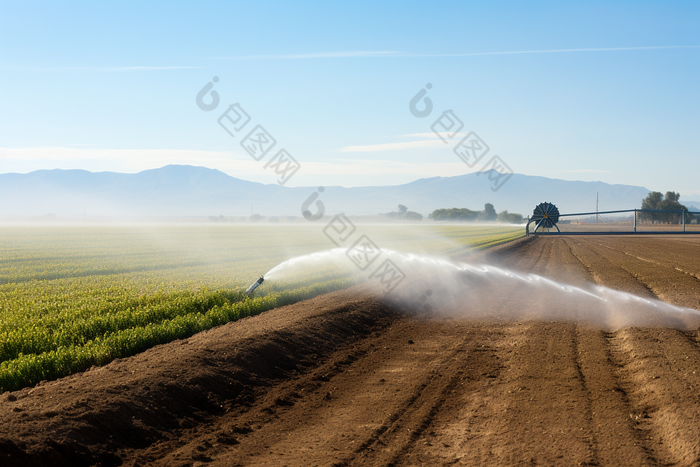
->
[[531, 202, 560, 232]]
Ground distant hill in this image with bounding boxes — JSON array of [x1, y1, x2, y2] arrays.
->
[[0, 165, 655, 219]]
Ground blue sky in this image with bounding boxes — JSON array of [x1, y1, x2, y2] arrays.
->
[[1, 1, 698, 197]]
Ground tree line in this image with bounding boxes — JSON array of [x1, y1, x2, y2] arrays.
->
[[640, 191, 694, 224], [429, 203, 524, 224], [382, 204, 424, 221]]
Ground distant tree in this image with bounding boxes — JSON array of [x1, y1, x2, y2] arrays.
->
[[478, 203, 497, 221], [433, 204, 498, 222], [641, 191, 663, 223], [382, 204, 421, 221], [249, 214, 264, 222], [497, 210, 524, 224], [403, 211, 423, 221], [430, 208, 480, 222], [641, 191, 691, 223]]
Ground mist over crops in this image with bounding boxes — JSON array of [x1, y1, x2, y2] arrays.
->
[[0, 224, 523, 391], [268, 249, 700, 331]]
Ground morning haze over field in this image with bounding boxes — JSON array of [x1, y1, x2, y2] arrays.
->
[[0, 165, 670, 218], [1, 2, 700, 466]]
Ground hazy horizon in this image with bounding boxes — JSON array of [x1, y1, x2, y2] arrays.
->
[[2, 164, 700, 199]]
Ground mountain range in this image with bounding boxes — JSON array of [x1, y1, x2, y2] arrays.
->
[[0, 165, 697, 219]]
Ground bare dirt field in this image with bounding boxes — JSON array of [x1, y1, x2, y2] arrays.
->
[[555, 222, 700, 234], [2, 235, 700, 466]]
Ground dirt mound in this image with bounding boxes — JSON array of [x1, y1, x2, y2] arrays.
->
[[2, 236, 700, 466], [0, 289, 397, 466]]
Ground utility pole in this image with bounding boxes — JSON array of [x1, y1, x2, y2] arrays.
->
[[596, 192, 599, 224]]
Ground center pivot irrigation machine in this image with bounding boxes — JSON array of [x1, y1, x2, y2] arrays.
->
[[526, 202, 700, 236]]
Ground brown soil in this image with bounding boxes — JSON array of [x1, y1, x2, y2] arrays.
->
[[2, 236, 700, 466]]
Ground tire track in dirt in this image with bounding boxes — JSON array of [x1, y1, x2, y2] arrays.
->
[[138, 332, 384, 467], [611, 328, 700, 465], [562, 238, 658, 299], [490, 236, 552, 273], [348, 329, 494, 467], [557, 238, 662, 464], [570, 328, 602, 464], [515, 239, 609, 464], [566, 237, 700, 465], [578, 237, 700, 310], [464, 238, 609, 464], [596, 237, 700, 275], [472, 321, 600, 465], [497, 237, 662, 465], [207, 320, 503, 467]]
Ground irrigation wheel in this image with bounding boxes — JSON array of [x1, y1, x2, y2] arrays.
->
[[531, 202, 560, 232]]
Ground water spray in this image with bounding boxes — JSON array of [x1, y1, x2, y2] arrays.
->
[[245, 276, 265, 296], [260, 248, 700, 331]]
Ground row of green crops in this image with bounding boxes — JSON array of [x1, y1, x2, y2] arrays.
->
[[0, 278, 353, 392], [0, 224, 524, 391]]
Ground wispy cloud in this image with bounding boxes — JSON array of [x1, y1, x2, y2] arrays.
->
[[101, 66, 200, 71], [0, 147, 237, 167], [559, 169, 610, 173], [399, 132, 468, 139], [339, 133, 468, 152], [340, 140, 445, 152], [300, 159, 470, 176], [5, 45, 695, 72], [6, 46, 694, 73], [405, 45, 700, 58], [0, 65, 200, 72], [208, 45, 700, 61], [209, 51, 397, 60]]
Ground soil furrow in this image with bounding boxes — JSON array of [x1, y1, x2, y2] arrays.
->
[[571, 326, 602, 466], [573, 238, 700, 310], [611, 327, 700, 465], [352, 341, 480, 466], [564, 238, 658, 299], [577, 326, 657, 466]]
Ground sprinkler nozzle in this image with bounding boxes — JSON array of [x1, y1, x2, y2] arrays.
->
[[245, 276, 265, 296]]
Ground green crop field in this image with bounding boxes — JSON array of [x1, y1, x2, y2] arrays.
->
[[0, 223, 524, 392]]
